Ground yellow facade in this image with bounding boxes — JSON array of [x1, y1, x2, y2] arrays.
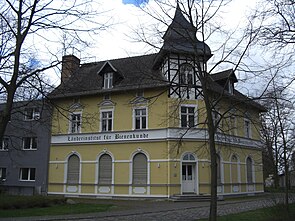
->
[[48, 87, 264, 198], [48, 6, 264, 198]]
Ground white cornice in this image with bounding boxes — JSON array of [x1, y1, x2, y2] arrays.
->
[[51, 128, 262, 149]]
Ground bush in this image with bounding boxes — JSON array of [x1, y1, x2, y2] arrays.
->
[[0, 195, 66, 210]]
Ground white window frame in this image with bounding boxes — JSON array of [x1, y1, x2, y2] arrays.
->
[[19, 168, 36, 181], [100, 109, 114, 132], [133, 107, 148, 130], [24, 107, 40, 120], [229, 115, 237, 136], [180, 63, 194, 86], [0, 138, 9, 151], [0, 168, 6, 181], [230, 154, 241, 184], [244, 118, 251, 138], [103, 72, 113, 89], [228, 82, 234, 94], [22, 137, 37, 150], [246, 156, 255, 184], [69, 112, 82, 134], [98, 153, 113, 185], [132, 152, 148, 185], [66, 154, 80, 184], [180, 105, 197, 128]]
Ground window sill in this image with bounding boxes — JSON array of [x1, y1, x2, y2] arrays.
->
[[19, 180, 35, 182]]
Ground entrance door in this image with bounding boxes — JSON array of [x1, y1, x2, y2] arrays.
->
[[182, 164, 195, 193]]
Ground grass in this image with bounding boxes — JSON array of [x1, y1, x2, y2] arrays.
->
[[0, 195, 113, 218], [198, 203, 295, 221]]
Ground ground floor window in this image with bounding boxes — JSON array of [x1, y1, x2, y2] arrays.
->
[[0, 168, 6, 180], [98, 154, 112, 185], [19, 168, 35, 181], [246, 157, 253, 184], [132, 153, 147, 185], [67, 154, 80, 184]]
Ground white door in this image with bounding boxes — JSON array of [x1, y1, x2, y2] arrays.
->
[[182, 164, 195, 193]]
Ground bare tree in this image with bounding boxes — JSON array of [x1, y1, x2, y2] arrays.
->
[[0, 0, 111, 141], [261, 74, 295, 209]]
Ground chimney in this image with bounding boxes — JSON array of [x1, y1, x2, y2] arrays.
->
[[61, 55, 80, 83]]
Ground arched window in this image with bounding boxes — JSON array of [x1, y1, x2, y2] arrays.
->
[[98, 154, 112, 185], [182, 153, 195, 161], [217, 154, 222, 185], [231, 155, 239, 184], [246, 157, 253, 183], [132, 153, 147, 185], [67, 154, 80, 184]]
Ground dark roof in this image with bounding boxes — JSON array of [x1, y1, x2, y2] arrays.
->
[[162, 5, 211, 57], [50, 54, 168, 99], [153, 4, 212, 68], [211, 69, 238, 83], [208, 71, 266, 111]]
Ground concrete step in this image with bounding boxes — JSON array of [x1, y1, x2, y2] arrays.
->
[[170, 194, 211, 202]]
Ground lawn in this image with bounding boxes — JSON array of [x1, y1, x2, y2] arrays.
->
[[198, 203, 295, 221], [0, 195, 112, 218]]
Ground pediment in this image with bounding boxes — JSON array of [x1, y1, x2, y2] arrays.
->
[[129, 96, 149, 105], [97, 61, 117, 76], [69, 102, 84, 110], [98, 99, 116, 107]]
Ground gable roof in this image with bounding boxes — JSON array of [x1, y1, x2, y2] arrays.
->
[[50, 54, 168, 99], [211, 69, 238, 83]]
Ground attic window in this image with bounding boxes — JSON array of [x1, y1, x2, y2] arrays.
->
[[103, 73, 113, 89], [136, 90, 144, 97], [180, 63, 194, 86], [228, 81, 234, 94]]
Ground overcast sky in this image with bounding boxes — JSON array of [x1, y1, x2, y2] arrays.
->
[[45, 0, 267, 94], [83, 0, 257, 61]]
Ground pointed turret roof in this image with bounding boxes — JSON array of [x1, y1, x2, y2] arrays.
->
[[154, 4, 212, 68]]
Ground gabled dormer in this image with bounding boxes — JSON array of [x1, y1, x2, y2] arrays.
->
[[97, 61, 123, 89], [211, 69, 238, 95]]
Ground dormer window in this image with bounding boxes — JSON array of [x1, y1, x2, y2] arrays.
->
[[180, 63, 194, 86], [228, 81, 234, 94], [103, 73, 113, 89], [24, 107, 40, 120]]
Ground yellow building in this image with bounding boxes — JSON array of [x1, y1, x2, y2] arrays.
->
[[48, 6, 265, 198]]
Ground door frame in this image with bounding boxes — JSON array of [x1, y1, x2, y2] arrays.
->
[[180, 152, 199, 194]]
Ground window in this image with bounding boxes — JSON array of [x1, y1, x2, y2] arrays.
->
[[103, 73, 113, 89], [217, 155, 222, 185], [70, 113, 81, 133], [101, 110, 113, 132], [229, 115, 237, 135], [134, 108, 147, 130], [19, 168, 35, 181], [246, 157, 253, 184], [244, 119, 251, 138], [180, 64, 194, 86], [228, 82, 234, 94], [181, 106, 195, 128], [24, 107, 40, 120], [0, 168, 6, 180], [67, 155, 80, 184], [212, 110, 220, 129], [0, 137, 9, 151], [23, 137, 37, 150], [136, 90, 144, 97], [231, 155, 239, 184], [182, 153, 195, 161], [98, 154, 112, 185], [132, 153, 147, 185]]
